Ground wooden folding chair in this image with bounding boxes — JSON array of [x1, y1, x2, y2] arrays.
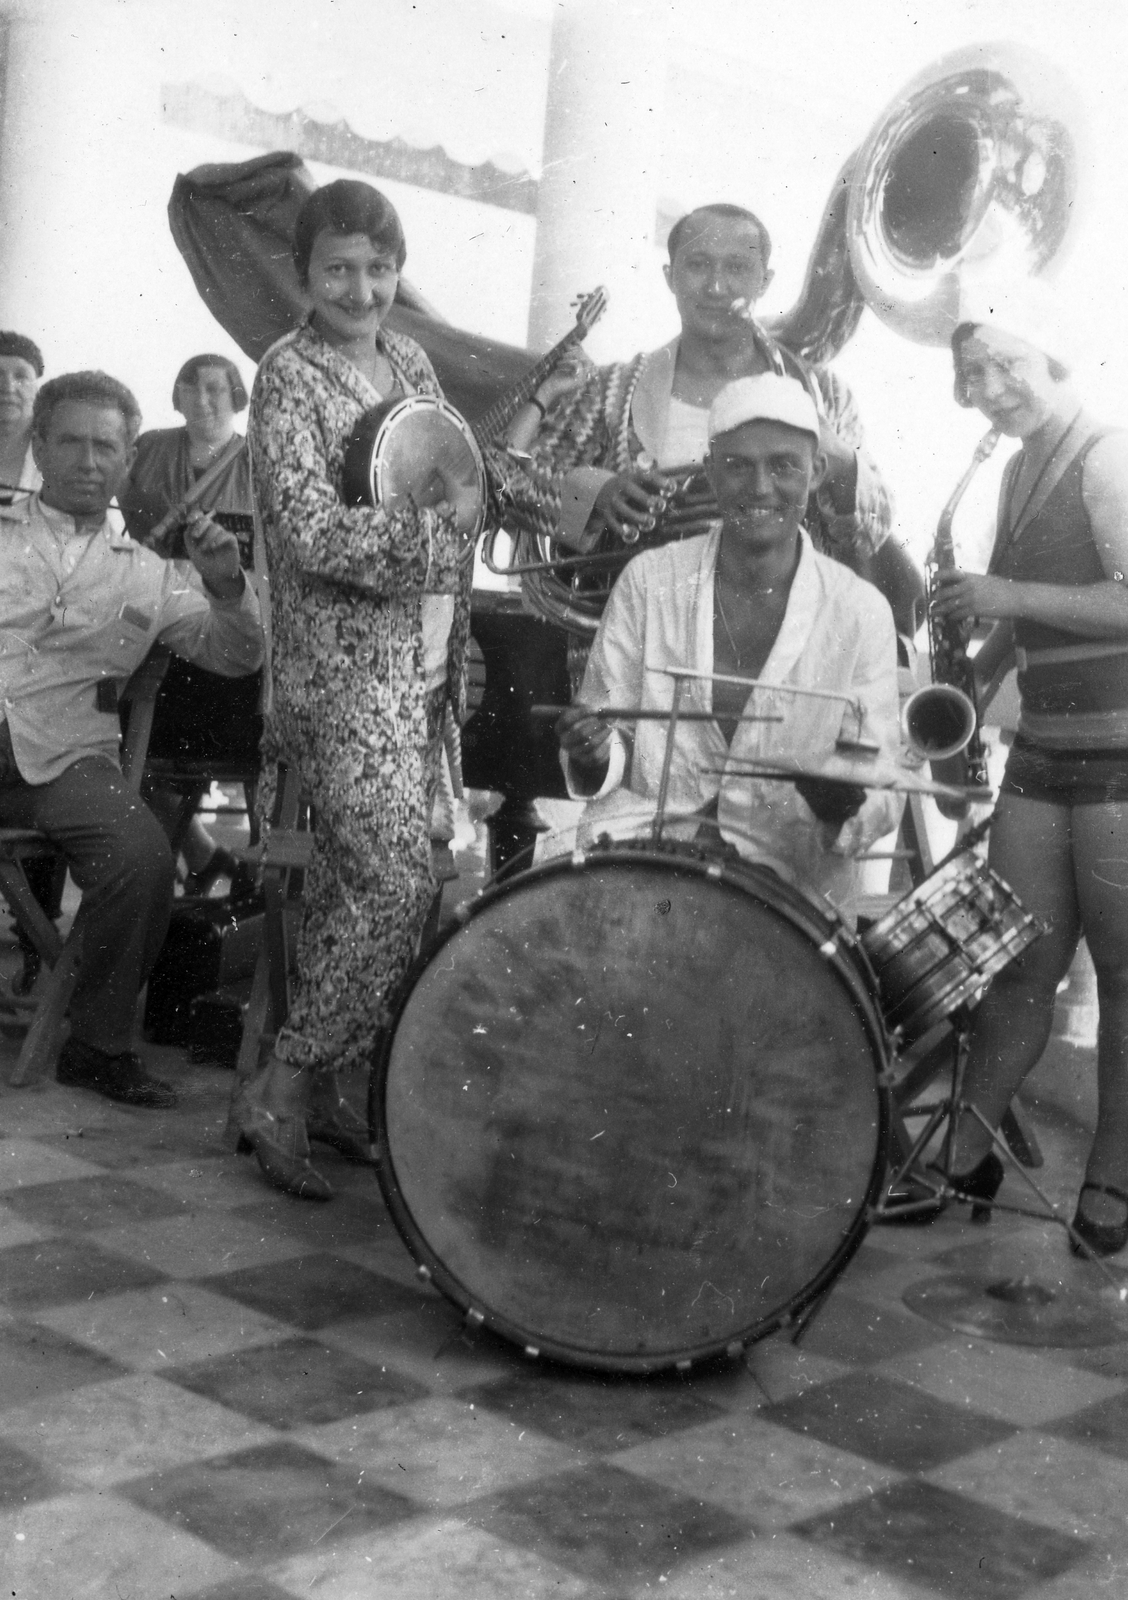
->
[[2, 645, 171, 1086], [222, 762, 309, 1145]]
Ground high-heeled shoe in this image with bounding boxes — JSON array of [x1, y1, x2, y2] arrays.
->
[[945, 1150, 1005, 1224], [306, 1086, 376, 1166], [236, 1102, 333, 1201], [1069, 1181, 1128, 1258]]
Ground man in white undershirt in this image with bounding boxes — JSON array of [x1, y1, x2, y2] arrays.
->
[[500, 204, 893, 583]]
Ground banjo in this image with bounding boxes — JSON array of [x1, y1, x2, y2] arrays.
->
[[342, 287, 607, 541]]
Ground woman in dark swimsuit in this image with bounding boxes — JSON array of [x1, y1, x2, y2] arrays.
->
[[933, 285, 1128, 1256]]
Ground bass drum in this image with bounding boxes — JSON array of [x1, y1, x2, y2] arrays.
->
[[372, 840, 891, 1374]]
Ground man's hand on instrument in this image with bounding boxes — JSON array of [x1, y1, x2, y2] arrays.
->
[[931, 567, 1015, 624], [794, 774, 867, 836], [535, 349, 592, 411], [593, 465, 672, 541], [183, 511, 245, 601], [556, 705, 612, 793]]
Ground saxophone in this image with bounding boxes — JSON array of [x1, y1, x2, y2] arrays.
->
[[903, 427, 1000, 818]]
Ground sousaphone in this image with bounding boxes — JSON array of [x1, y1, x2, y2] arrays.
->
[[518, 41, 1082, 637]]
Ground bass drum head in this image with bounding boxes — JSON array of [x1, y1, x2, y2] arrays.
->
[[373, 845, 889, 1373]]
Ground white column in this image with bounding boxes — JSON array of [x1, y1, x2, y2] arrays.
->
[[528, 0, 669, 360], [0, 0, 172, 375]]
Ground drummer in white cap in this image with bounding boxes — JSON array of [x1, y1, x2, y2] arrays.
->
[[556, 372, 902, 919]]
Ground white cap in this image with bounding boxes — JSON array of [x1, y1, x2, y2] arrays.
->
[[707, 373, 820, 444], [956, 275, 1079, 370]]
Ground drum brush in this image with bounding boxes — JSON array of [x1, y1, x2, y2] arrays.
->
[[530, 704, 784, 724]]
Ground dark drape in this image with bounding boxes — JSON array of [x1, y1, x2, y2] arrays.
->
[[168, 150, 535, 423]]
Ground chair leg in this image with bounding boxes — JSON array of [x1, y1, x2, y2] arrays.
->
[[0, 859, 65, 965], [223, 943, 273, 1149], [169, 784, 208, 860], [222, 763, 304, 1146], [8, 936, 81, 1087], [243, 778, 261, 847]]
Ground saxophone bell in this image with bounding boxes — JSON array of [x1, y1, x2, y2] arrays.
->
[[901, 682, 978, 762]]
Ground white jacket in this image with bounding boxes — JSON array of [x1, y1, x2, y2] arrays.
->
[[564, 527, 903, 919]]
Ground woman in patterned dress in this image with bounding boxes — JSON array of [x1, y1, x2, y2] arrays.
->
[[236, 180, 478, 1199]]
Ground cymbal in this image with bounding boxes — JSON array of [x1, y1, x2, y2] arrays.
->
[[903, 1273, 1128, 1348]]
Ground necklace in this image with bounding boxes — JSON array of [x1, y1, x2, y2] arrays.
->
[[715, 582, 773, 664]]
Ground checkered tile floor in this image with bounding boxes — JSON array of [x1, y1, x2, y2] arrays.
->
[[3, 799, 1127, 1600], [3, 1043, 1128, 1600]]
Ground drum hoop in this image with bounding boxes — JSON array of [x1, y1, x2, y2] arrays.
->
[[369, 837, 892, 1374], [369, 394, 488, 541]]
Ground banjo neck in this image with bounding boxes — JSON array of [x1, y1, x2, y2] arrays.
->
[[473, 286, 607, 445], [342, 288, 606, 537]]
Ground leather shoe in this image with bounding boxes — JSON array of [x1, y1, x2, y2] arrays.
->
[[945, 1150, 1005, 1223], [237, 1103, 333, 1201], [306, 1086, 376, 1166], [1070, 1181, 1128, 1258], [57, 1039, 178, 1108]]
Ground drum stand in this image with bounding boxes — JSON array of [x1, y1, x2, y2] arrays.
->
[[877, 1008, 1128, 1293]]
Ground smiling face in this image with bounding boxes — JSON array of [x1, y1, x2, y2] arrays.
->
[[32, 400, 136, 519], [705, 418, 823, 559], [955, 326, 1063, 438], [0, 355, 38, 436], [664, 214, 774, 343], [175, 364, 237, 447], [306, 229, 399, 348]]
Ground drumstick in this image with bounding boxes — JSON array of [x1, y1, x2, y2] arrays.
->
[[704, 760, 993, 800], [529, 704, 784, 724]]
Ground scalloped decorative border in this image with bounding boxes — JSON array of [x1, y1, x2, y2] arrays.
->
[[161, 80, 538, 215]]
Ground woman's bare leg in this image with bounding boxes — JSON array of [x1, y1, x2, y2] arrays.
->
[[1071, 801, 1128, 1226], [951, 793, 1080, 1171]]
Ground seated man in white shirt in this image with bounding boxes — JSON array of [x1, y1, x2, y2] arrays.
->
[[556, 373, 902, 921], [0, 371, 264, 1106]]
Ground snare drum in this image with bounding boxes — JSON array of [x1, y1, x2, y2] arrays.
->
[[371, 840, 891, 1374], [861, 851, 1043, 1044]]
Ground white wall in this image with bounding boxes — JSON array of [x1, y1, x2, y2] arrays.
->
[[0, 0, 1122, 564]]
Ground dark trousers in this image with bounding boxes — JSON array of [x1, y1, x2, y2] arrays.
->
[[0, 758, 176, 1053]]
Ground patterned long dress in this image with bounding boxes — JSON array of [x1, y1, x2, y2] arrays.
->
[[248, 320, 472, 1076]]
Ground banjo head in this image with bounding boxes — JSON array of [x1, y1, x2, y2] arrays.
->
[[343, 395, 487, 542]]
